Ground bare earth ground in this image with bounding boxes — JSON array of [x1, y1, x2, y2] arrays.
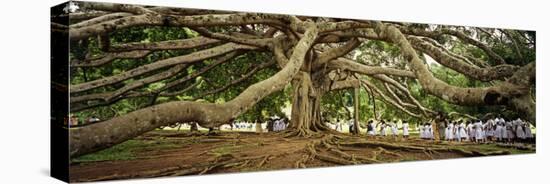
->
[[69, 130, 535, 182]]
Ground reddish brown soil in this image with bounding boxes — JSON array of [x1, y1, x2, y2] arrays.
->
[[69, 131, 534, 182]]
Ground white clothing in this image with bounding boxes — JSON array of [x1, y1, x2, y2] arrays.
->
[[380, 125, 387, 136], [390, 123, 398, 135], [447, 124, 455, 140], [495, 125, 503, 139], [474, 121, 483, 140], [516, 125, 525, 139], [458, 123, 468, 139], [505, 122, 515, 139], [467, 124, 475, 138], [402, 123, 409, 136], [367, 130, 376, 135], [425, 125, 433, 139]]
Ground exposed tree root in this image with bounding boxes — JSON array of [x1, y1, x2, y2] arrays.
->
[[296, 134, 384, 165], [80, 155, 264, 181], [237, 160, 250, 169], [294, 154, 310, 168], [73, 132, 523, 182], [198, 165, 217, 175], [423, 150, 434, 160], [338, 140, 511, 157], [327, 147, 380, 164], [377, 147, 404, 158], [282, 128, 317, 138], [257, 155, 272, 168], [170, 155, 265, 176], [314, 153, 357, 165], [77, 165, 191, 182]]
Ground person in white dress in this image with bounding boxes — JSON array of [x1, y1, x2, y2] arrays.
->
[[335, 119, 342, 132], [484, 119, 495, 141], [467, 121, 475, 142], [499, 117, 508, 142], [367, 120, 376, 136], [273, 120, 278, 131], [500, 121, 508, 143], [474, 120, 484, 143], [379, 120, 387, 137], [505, 120, 515, 143], [402, 121, 409, 139], [455, 122, 462, 142], [427, 124, 434, 140], [515, 118, 525, 142], [448, 122, 455, 141], [495, 121, 503, 142], [390, 122, 398, 138], [419, 123, 425, 139], [458, 121, 468, 142]]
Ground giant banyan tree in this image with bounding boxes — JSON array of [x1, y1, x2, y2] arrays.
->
[[55, 2, 535, 157]]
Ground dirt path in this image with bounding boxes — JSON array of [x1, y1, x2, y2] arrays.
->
[[69, 131, 535, 182]]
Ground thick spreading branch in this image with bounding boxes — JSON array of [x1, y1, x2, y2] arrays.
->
[[69, 23, 318, 157], [71, 50, 150, 67], [70, 64, 187, 104], [109, 36, 221, 52], [407, 36, 518, 81], [370, 21, 533, 106], [69, 13, 287, 41], [70, 43, 256, 93]]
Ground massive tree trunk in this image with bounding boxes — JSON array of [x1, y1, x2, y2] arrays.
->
[[288, 72, 330, 136]]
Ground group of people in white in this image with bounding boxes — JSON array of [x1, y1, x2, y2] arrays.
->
[[166, 114, 534, 144], [366, 120, 410, 139], [444, 117, 534, 143], [334, 116, 534, 144], [270, 118, 288, 132]]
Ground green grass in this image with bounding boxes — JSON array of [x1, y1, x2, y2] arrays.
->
[[457, 143, 535, 155], [209, 144, 239, 157], [71, 139, 181, 163]]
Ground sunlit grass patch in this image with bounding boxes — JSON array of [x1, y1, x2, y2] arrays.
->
[[72, 139, 181, 163]]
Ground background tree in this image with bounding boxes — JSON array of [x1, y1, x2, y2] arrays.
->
[[54, 2, 535, 157]]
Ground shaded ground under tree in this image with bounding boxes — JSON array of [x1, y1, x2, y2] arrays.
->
[[69, 130, 535, 182]]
